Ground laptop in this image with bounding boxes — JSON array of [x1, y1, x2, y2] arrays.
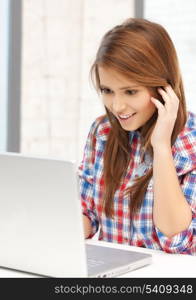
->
[[0, 152, 152, 277]]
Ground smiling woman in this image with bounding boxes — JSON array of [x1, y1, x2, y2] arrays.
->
[[78, 18, 196, 255], [98, 66, 156, 131]]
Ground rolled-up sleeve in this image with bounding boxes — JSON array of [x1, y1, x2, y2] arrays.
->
[[77, 120, 99, 238], [155, 170, 196, 254]]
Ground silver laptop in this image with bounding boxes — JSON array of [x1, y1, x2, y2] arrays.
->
[[0, 152, 152, 277]]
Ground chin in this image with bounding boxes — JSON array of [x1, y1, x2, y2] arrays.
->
[[122, 125, 139, 131]]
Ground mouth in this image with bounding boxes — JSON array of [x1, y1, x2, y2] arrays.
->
[[118, 112, 137, 122]]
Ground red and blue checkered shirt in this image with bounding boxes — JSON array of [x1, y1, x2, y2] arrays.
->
[[78, 111, 196, 255]]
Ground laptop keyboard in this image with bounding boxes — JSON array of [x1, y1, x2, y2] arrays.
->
[[87, 258, 105, 269]]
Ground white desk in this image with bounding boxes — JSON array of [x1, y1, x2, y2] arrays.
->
[[0, 240, 195, 278]]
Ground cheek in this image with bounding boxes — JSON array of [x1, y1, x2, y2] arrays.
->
[[146, 100, 157, 117], [144, 94, 155, 107], [102, 97, 109, 107], [138, 96, 156, 116], [137, 96, 152, 110], [148, 98, 157, 110]]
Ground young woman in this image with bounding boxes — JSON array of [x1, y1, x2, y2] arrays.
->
[[78, 18, 196, 255]]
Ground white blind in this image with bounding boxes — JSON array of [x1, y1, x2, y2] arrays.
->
[[0, 0, 10, 151]]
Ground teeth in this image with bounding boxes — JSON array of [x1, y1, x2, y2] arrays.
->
[[119, 113, 135, 119]]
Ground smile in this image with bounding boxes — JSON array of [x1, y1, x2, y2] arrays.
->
[[118, 113, 137, 121]]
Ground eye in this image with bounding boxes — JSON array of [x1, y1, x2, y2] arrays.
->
[[126, 90, 137, 95], [100, 87, 112, 94]]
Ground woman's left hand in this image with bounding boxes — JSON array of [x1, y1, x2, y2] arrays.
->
[[150, 84, 179, 149]]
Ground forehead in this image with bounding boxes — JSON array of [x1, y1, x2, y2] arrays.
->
[[98, 66, 139, 87]]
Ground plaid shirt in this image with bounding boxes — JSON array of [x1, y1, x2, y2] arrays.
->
[[78, 111, 196, 255]]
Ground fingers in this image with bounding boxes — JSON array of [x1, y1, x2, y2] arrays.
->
[[157, 85, 179, 113]]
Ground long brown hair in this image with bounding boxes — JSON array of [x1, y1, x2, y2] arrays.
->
[[90, 18, 187, 218]]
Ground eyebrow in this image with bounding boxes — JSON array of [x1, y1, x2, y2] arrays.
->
[[100, 84, 139, 90]]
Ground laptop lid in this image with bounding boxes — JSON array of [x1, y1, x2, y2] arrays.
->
[[86, 244, 152, 277], [0, 152, 88, 277]]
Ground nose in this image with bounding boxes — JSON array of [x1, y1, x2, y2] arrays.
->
[[112, 96, 127, 114]]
